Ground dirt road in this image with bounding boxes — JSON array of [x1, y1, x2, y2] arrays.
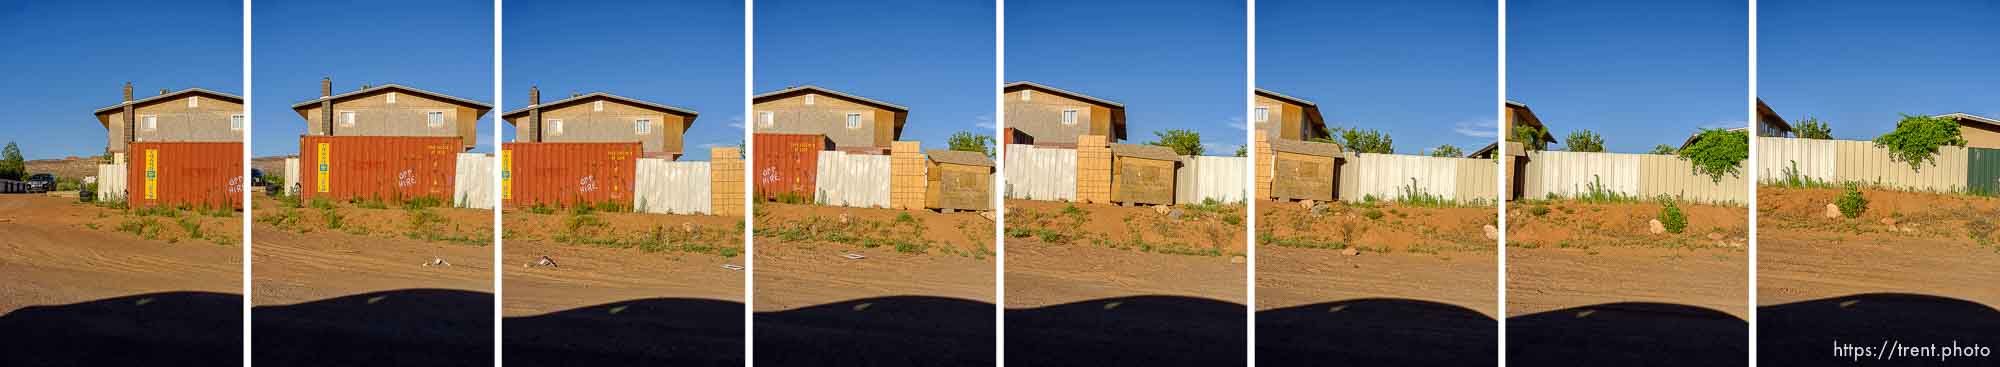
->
[[1006, 240, 1245, 307], [1756, 188, 2000, 365], [0, 195, 240, 313], [250, 227, 491, 305], [750, 203, 997, 367], [0, 195, 242, 366], [502, 210, 744, 315]]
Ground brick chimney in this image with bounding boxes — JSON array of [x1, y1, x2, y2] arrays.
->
[[122, 82, 135, 149], [320, 77, 334, 136], [527, 86, 542, 142]]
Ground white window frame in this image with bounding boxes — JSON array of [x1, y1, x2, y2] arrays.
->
[[141, 115, 158, 131], [1061, 109, 1078, 125], [1021, 90, 1032, 101], [338, 111, 356, 126], [387, 92, 397, 104], [805, 95, 815, 105], [758, 111, 774, 127], [426, 111, 445, 127], [845, 113, 862, 129], [635, 119, 652, 134], [548, 119, 564, 136], [229, 114, 244, 131], [187, 97, 198, 108], [1255, 107, 1269, 122], [593, 100, 604, 112]]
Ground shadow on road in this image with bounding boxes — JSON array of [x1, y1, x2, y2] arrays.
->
[[0, 291, 241, 367], [1508, 302, 1747, 366], [253, 288, 493, 367], [1258, 298, 1495, 366], [755, 295, 993, 366], [1007, 295, 1245, 366], [504, 297, 743, 366], [1761, 292, 2000, 365]]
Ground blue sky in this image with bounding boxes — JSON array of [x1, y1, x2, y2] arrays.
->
[[505, 0, 742, 161], [1509, 0, 1747, 153], [0, 0, 240, 160], [1008, 0, 1245, 156], [1760, 0, 2000, 140], [755, 0, 993, 148], [253, 0, 492, 156], [1259, 0, 1495, 156]]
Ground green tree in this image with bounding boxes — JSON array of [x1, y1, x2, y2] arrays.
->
[[1510, 125, 1549, 150], [1234, 145, 1248, 157], [1794, 117, 1833, 139], [1678, 129, 1750, 182], [1873, 114, 1967, 171], [0, 142, 23, 181], [1648, 144, 1677, 155], [1563, 130, 1605, 152], [946, 131, 994, 157], [1428, 144, 1464, 157], [1318, 127, 1393, 154], [1147, 129, 1204, 156]]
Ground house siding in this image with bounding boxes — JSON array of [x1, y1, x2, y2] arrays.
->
[[297, 89, 481, 148], [1253, 94, 1308, 141], [1003, 89, 1113, 144], [506, 97, 690, 158], [752, 92, 894, 151], [103, 95, 244, 153]]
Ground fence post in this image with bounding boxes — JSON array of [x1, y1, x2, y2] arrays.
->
[[890, 141, 925, 210], [710, 147, 743, 216]]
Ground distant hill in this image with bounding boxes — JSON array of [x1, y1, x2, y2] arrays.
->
[[24, 157, 105, 181]]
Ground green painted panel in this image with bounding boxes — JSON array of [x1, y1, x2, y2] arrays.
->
[[1966, 148, 2000, 195]]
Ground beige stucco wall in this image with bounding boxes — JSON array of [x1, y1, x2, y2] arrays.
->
[[1253, 94, 1308, 141], [752, 92, 896, 150], [297, 89, 480, 147], [1003, 89, 1113, 144], [505, 98, 690, 157], [101, 94, 245, 153], [1961, 123, 2000, 150]]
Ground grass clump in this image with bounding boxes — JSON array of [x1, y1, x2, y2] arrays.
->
[[1657, 201, 1687, 234], [1835, 186, 1868, 219]]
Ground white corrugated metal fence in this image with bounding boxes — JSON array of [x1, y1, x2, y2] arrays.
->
[[453, 153, 495, 209], [814, 150, 892, 208], [1175, 156, 1247, 204], [634, 158, 713, 214], [1003, 144, 1077, 201]]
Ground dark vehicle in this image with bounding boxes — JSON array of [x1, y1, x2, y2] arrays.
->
[[251, 168, 266, 187], [25, 174, 55, 193]]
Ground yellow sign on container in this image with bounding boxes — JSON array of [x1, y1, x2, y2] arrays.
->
[[501, 149, 512, 200], [143, 149, 157, 200], [316, 143, 331, 193]]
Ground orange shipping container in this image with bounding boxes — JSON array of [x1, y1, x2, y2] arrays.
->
[[753, 133, 827, 200], [127, 142, 244, 209], [502, 142, 640, 208], [298, 136, 461, 202]]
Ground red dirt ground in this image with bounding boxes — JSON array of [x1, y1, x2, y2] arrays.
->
[[502, 209, 744, 316], [751, 202, 995, 311], [1505, 200, 1749, 318], [1757, 187, 2000, 309], [249, 196, 492, 305], [0, 195, 241, 313], [1004, 199, 1247, 308], [1254, 199, 1497, 317]]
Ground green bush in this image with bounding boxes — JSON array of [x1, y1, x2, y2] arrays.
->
[[1528, 205, 1550, 216], [1658, 202, 1687, 234], [1836, 186, 1868, 219], [1873, 114, 1967, 171], [1678, 129, 1750, 182], [1362, 209, 1384, 220]]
